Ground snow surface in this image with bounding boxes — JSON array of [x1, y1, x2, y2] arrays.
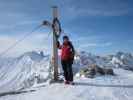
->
[[0, 68, 133, 100], [0, 51, 133, 100]]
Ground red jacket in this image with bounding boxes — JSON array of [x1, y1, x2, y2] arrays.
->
[[57, 41, 75, 61]]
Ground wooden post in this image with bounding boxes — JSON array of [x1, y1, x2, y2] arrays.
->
[[52, 6, 59, 81], [42, 6, 61, 81]]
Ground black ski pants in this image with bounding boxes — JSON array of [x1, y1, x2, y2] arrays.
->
[[61, 60, 73, 82]]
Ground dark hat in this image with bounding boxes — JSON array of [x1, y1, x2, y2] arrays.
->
[[63, 35, 69, 40]]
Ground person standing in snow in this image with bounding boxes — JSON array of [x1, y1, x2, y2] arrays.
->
[[57, 36, 75, 84]]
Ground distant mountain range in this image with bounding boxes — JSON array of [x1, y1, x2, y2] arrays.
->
[[0, 51, 133, 93]]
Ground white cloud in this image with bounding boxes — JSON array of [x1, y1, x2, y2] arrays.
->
[[67, 7, 132, 18], [80, 42, 112, 48], [73, 35, 101, 42], [0, 32, 52, 57], [62, 0, 132, 18]]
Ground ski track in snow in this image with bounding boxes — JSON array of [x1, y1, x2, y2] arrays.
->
[[0, 68, 133, 100]]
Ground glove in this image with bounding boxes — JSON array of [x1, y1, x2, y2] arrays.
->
[[57, 41, 60, 48]]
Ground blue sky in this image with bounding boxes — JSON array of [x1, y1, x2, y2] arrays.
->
[[0, 0, 133, 56]]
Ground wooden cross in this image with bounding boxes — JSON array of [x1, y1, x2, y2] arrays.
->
[[43, 6, 61, 81]]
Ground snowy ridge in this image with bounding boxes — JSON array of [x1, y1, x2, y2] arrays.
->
[[75, 51, 133, 70], [110, 52, 133, 70], [0, 51, 133, 94], [0, 51, 50, 93]]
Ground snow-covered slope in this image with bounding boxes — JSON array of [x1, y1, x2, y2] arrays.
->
[[0, 50, 133, 95], [0, 51, 50, 93], [0, 68, 133, 100]]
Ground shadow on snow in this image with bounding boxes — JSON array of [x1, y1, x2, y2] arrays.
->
[[0, 90, 36, 97], [75, 82, 133, 88]]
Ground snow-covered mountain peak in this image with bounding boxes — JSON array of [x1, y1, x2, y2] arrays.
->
[[110, 51, 133, 69], [0, 51, 50, 93], [75, 51, 133, 69], [0, 50, 133, 94], [18, 51, 45, 62]]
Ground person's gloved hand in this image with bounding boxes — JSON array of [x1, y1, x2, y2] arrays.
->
[[57, 41, 60, 48]]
